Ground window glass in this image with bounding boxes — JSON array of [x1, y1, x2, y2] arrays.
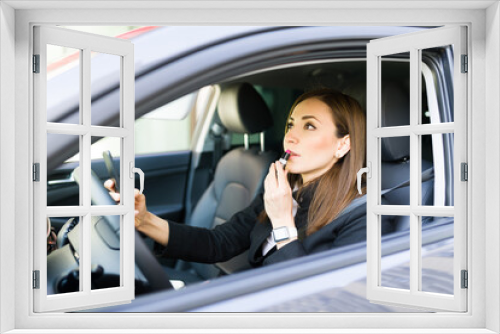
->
[[381, 52, 410, 127], [380, 215, 411, 290], [380, 136, 410, 206], [134, 114, 192, 155], [91, 215, 122, 290], [47, 216, 82, 295], [421, 46, 454, 124], [65, 92, 196, 162], [133, 90, 205, 155], [47, 45, 81, 124], [91, 136, 121, 205], [91, 52, 121, 127], [421, 216, 454, 295], [47, 133, 80, 206], [421, 134, 454, 206]]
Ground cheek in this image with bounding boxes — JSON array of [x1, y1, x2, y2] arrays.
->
[[308, 135, 337, 158]]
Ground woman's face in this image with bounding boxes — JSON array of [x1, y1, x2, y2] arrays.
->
[[283, 98, 350, 184]]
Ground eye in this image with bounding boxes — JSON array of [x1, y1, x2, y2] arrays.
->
[[304, 122, 316, 130], [286, 122, 294, 131]]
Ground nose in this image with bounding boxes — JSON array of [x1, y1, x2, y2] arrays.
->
[[284, 128, 298, 144]]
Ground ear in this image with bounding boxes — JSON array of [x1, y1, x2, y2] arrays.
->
[[336, 135, 351, 158]]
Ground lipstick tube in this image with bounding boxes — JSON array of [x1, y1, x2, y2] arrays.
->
[[279, 150, 291, 169]]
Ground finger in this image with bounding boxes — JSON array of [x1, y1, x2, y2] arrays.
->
[[263, 167, 271, 191], [104, 179, 115, 191], [265, 164, 277, 188], [280, 166, 289, 185], [270, 163, 280, 187], [275, 161, 285, 187], [134, 192, 145, 205], [109, 192, 121, 203]]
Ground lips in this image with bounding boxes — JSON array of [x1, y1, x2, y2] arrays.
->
[[287, 150, 300, 157]]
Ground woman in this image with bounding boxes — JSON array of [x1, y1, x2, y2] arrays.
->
[[107, 88, 392, 267]]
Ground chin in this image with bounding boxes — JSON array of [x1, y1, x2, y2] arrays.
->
[[286, 166, 303, 175]]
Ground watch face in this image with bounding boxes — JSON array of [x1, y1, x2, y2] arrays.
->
[[272, 227, 290, 242]]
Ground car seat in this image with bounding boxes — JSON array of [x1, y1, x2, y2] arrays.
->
[[164, 82, 278, 284], [379, 83, 434, 231], [344, 81, 434, 232]]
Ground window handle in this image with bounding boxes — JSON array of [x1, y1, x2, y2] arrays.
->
[[356, 162, 371, 195], [134, 168, 145, 194], [130, 162, 145, 194]]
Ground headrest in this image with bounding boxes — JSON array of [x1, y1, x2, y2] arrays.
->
[[343, 80, 410, 162], [217, 83, 273, 134]]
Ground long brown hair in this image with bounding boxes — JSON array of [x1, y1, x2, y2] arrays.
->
[[261, 88, 366, 236]]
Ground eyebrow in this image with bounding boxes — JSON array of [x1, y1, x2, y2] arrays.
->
[[289, 115, 322, 123]]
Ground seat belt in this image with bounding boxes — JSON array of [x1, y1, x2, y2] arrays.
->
[[341, 167, 434, 217], [209, 122, 225, 180]]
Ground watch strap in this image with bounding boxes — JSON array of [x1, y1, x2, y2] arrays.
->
[[272, 226, 298, 243]]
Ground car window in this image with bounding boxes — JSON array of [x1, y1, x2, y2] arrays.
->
[[135, 92, 196, 156], [66, 91, 200, 162]]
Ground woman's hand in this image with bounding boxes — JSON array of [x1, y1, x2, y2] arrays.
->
[[104, 179, 121, 202], [263, 162, 295, 230], [104, 179, 148, 230], [133, 188, 148, 230]]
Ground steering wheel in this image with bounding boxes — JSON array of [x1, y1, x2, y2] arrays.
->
[[71, 167, 173, 292]]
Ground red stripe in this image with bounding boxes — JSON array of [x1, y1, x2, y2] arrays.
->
[[47, 26, 160, 73]]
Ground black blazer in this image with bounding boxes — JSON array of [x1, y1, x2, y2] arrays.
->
[[163, 191, 394, 267]]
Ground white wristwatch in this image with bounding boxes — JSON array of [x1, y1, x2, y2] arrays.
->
[[272, 226, 298, 243]]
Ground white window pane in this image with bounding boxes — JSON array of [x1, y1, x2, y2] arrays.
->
[[381, 52, 410, 128], [91, 136, 121, 205], [91, 52, 121, 127], [47, 216, 82, 295], [421, 216, 454, 295], [91, 215, 121, 290], [47, 45, 81, 124], [381, 136, 410, 206], [421, 134, 454, 207], [421, 45, 455, 124], [380, 215, 410, 290], [47, 133, 80, 206]]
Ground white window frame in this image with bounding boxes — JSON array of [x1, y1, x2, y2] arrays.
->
[[366, 26, 467, 312], [0, 2, 498, 333], [32, 26, 136, 312]]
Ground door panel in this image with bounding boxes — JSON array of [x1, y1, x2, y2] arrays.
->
[[134, 152, 191, 222]]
